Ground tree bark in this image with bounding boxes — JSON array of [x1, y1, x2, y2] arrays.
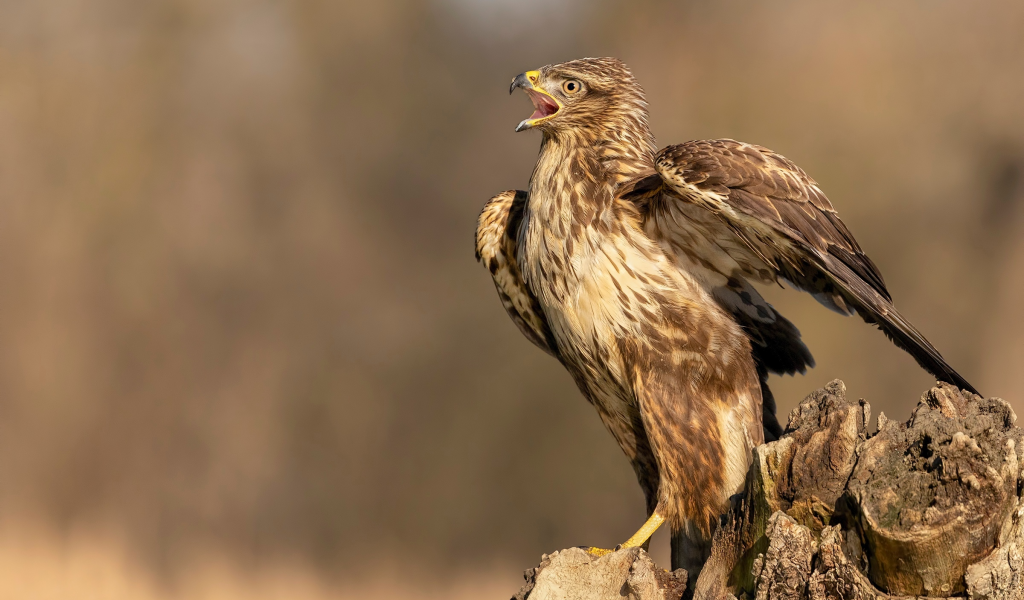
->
[[512, 381, 1024, 600]]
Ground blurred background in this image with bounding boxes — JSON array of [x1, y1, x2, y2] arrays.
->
[[0, 0, 1022, 597]]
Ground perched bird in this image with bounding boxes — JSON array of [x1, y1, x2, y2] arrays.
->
[[475, 57, 976, 584]]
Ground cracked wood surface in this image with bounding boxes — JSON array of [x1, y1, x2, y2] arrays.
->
[[512, 381, 1024, 600]]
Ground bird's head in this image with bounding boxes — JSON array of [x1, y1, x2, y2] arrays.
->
[[509, 57, 649, 140]]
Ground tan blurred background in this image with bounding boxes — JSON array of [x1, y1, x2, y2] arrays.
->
[[0, 0, 1022, 597]]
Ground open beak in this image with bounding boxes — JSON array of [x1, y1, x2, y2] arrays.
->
[[509, 70, 561, 132]]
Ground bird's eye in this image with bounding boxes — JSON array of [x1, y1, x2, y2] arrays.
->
[[562, 80, 582, 94]]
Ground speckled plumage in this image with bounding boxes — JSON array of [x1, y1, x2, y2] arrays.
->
[[475, 57, 975, 581]]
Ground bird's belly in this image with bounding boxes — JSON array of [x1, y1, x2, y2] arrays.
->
[[536, 266, 656, 461], [553, 329, 649, 470], [546, 307, 634, 417], [536, 260, 683, 465], [524, 226, 699, 420], [520, 214, 759, 513]]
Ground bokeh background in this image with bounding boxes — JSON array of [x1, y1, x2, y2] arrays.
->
[[0, 0, 1022, 597]]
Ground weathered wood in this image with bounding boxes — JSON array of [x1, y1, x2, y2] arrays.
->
[[512, 382, 1024, 600], [691, 380, 871, 598], [512, 547, 688, 600], [751, 512, 814, 600], [807, 524, 917, 600], [965, 502, 1024, 599], [847, 385, 1022, 596]]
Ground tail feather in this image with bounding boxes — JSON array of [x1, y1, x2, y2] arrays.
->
[[819, 256, 979, 396]]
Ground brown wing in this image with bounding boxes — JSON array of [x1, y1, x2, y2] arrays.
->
[[476, 190, 559, 357], [647, 139, 977, 395]]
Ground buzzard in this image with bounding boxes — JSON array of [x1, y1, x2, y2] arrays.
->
[[474, 57, 975, 583]]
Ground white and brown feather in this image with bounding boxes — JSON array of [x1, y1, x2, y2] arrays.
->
[[649, 139, 975, 394], [476, 190, 557, 356]]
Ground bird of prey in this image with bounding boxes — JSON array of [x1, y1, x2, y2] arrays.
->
[[474, 57, 976, 584]]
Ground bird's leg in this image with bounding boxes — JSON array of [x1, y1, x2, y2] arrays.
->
[[584, 511, 665, 557], [622, 511, 666, 548]]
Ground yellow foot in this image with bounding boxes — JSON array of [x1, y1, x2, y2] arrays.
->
[[584, 546, 615, 557], [583, 512, 665, 557]]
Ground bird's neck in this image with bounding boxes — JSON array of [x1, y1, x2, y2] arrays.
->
[[595, 120, 659, 185], [538, 121, 657, 186], [529, 125, 656, 215], [520, 126, 658, 297]]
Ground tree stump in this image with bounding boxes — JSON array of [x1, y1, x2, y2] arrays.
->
[[512, 381, 1024, 600]]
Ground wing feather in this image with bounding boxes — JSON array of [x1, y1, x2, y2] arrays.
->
[[476, 190, 559, 357], [649, 139, 977, 395]]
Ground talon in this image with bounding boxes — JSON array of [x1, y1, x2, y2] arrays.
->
[[581, 512, 666, 558], [584, 546, 614, 557]]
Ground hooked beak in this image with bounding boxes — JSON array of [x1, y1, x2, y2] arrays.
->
[[509, 70, 561, 133], [509, 72, 533, 95]]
